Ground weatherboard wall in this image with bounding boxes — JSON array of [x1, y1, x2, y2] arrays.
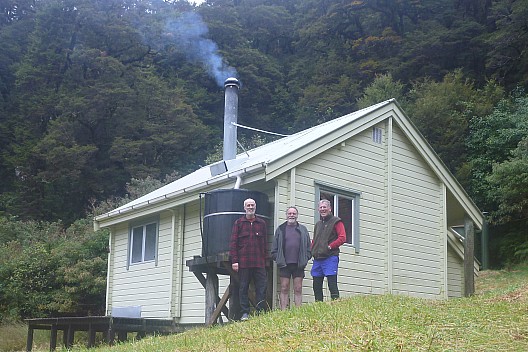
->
[[107, 212, 174, 319], [291, 123, 389, 301], [447, 245, 464, 297], [390, 124, 445, 298], [278, 118, 454, 302]]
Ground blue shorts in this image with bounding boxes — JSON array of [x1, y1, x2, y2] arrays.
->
[[311, 256, 339, 277]]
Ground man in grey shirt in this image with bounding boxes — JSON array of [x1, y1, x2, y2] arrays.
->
[[271, 206, 311, 309]]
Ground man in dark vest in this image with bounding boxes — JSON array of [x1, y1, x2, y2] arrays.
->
[[311, 199, 346, 301]]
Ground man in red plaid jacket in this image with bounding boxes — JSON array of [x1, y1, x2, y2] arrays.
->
[[230, 198, 268, 320]]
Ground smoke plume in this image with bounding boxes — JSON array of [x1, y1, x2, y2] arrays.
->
[[165, 12, 237, 87]]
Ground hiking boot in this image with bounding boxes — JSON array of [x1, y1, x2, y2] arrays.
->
[[240, 313, 249, 321]]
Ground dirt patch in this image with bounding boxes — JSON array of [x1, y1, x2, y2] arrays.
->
[[476, 270, 502, 279], [487, 284, 528, 303]]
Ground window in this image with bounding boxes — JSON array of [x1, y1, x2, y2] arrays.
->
[[129, 222, 158, 266], [372, 127, 382, 144], [317, 185, 360, 252]]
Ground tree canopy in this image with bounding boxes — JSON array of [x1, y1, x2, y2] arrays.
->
[[0, 0, 526, 223]]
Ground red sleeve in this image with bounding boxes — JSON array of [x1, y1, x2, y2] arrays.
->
[[328, 221, 346, 249]]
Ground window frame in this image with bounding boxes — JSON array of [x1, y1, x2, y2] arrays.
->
[[127, 217, 159, 269], [315, 183, 360, 253]]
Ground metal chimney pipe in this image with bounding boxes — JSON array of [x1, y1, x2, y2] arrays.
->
[[223, 77, 240, 161]]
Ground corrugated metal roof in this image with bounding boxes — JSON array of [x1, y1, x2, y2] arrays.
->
[[100, 100, 392, 217]]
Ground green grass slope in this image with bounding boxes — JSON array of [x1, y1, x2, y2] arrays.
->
[[9, 265, 528, 352]]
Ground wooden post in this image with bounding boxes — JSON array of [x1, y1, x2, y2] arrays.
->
[[107, 320, 115, 346], [464, 214, 475, 296], [62, 328, 67, 348], [117, 331, 127, 342], [481, 214, 490, 270], [63, 325, 74, 348], [26, 326, 34, 352], [88, 323, 96, 348], [50, 325, 58, 351], [205, 271, 219, 324], [193, 271, 230, 318], [207, 286, 231, 326]]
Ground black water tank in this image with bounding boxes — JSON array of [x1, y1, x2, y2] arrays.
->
[[202, 189, 270, 257]]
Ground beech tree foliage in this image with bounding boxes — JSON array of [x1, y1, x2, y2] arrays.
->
[[0, 0, 526, 223]]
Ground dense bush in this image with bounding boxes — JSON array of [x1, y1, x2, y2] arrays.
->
[[0, 218, 108, 321]]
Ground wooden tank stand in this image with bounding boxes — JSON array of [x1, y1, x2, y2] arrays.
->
[[186, 252, 272, 326]]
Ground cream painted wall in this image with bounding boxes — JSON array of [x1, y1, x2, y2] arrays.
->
[[391, 125, 444, 298], [291, 125, 388, 302], [108, 213, 173, 318]]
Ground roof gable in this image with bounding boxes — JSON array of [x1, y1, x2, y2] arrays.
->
[[96, 100, 392, 219], [95, 99, 483, 229]]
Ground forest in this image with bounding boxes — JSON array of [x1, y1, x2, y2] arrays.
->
[[0, 0, 527, 322]]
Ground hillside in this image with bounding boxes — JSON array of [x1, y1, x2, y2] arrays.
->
[[73, 266, 528, 352]]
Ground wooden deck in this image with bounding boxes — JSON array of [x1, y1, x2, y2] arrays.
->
[[25, 316, 186, 351]]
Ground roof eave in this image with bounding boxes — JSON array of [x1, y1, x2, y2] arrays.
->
[[93, 162, 267, 229]]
